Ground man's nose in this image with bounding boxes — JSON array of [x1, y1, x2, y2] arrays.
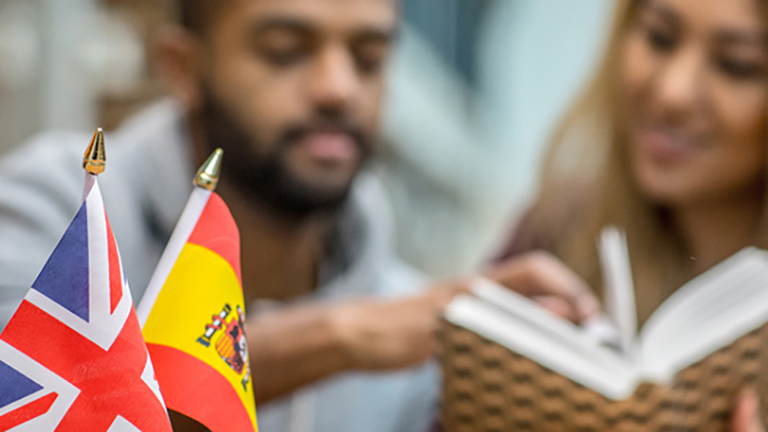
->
[[307, 44, 361, 111]]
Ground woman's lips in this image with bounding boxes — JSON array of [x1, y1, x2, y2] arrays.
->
[[635, 126, 704, 164]]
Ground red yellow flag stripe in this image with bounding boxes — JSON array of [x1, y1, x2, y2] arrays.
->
[[141, 192, 258, 431]]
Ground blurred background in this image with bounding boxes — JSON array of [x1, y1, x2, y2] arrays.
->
[[0, 0, 612, 278]]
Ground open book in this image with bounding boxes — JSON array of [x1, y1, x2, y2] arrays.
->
[[441, 230, 768, 431]]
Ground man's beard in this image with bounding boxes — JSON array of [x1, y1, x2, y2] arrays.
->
[[199, 87, 373, 219]]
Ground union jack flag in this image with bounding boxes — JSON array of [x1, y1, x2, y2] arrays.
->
[[0, 179, 172, 431]]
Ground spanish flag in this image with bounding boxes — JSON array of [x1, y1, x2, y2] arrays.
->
[[136, 149, 258, 432]]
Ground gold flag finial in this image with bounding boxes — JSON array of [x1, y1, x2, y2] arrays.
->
[[83, 128, 106, 175], [194, 148, 223, 191]]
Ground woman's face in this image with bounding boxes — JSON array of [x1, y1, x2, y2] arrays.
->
[[622, 0, 768, 207]]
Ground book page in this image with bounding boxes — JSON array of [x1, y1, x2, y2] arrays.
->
[[445, 280, 639, 400], [598, 227, 637, 357], [639, 248, 768, 381]]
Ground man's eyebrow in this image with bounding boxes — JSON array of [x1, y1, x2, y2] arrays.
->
[[249, 15, 397, 40], [250, 16, 318, 36], [352, 26, 398, 43]]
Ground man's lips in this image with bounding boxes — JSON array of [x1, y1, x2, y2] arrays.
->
[[299, 132, 358, 163]]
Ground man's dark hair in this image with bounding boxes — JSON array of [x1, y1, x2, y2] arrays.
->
[[177, 0, 225, 35]]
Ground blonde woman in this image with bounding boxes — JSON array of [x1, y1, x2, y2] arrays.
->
[[487, 0, 768, 430]]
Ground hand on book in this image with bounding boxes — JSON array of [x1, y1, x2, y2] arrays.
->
[[333, 281, 471, 371], [732, 389, 765, 432], [244, 282, 469, 403], [486, 252, 600, 324]]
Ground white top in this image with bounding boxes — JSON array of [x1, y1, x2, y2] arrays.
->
[[0, 100, 438, 432]]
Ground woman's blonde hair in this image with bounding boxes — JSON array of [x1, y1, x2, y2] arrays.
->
[[527, 0, 768, 324]]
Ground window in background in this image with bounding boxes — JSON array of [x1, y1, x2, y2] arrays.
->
[[383, 0, 613, 277], [401, 0, 494, 88], [0, 0, 154, 155]]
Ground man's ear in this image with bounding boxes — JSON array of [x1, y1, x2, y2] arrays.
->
[[156, 25, 205, 110]]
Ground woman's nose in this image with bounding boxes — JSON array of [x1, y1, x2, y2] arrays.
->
[[653, 45, 706, 123]]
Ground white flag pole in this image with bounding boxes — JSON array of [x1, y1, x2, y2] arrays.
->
[[137, 149, 224, 327]]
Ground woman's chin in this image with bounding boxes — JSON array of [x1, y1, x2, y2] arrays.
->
[[632, 170, 701, 208]]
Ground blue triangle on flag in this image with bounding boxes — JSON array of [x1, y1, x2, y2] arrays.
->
[[0, 359, 43, 409], [32, 203, 90, 322]]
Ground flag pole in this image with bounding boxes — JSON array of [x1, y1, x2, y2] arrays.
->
[[193, 148, 223, 191], [137, 148, 224, 326], [82, 128, 106, 200]]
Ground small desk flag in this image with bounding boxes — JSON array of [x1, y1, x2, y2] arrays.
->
[[0, 166, 172, 430], [137, 149, 258, 432]]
